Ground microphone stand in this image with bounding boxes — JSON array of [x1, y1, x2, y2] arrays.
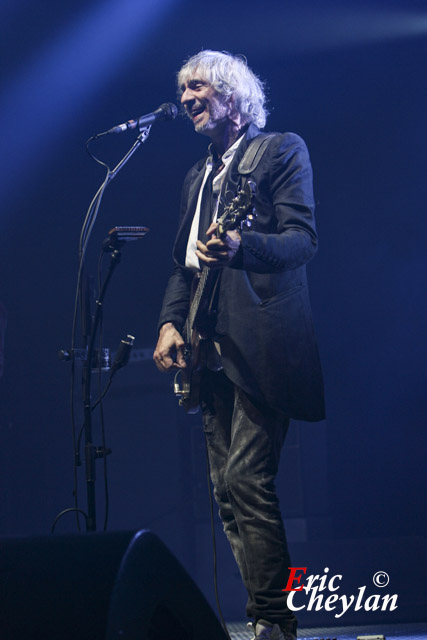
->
[[75, 126, 151, 532], [82, 243, 121, 532], [56, 228, 147, 534], [54, 122, 160, 533], [81, 127, 152, 532]]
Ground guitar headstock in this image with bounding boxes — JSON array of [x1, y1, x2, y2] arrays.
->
[[217, 180, 256, 238]]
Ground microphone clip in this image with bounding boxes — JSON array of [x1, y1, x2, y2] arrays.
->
[[102, 226, 149, 253]]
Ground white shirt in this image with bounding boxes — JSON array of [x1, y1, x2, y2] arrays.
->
[[185, 135, 244, 270]]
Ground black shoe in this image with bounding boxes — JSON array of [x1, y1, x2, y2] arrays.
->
[[248, 619, 297, 640]]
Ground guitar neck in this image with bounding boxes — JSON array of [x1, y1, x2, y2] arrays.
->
[[185, 266, 209, 337], [183, 180, 256, 341]]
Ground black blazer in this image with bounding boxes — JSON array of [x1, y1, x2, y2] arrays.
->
[[158, 124, 325, 421]]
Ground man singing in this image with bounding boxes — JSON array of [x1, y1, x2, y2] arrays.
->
[[154, 50, 325, 640]]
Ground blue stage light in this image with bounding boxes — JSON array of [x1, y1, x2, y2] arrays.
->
[[0, 0, 177, 211]]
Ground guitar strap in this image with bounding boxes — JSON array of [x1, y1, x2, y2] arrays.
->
[[207, 133, 278, 320], [238, 132, 277, 177]]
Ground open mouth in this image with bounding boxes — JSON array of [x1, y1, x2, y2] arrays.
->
[[190, 106, 205, 120]]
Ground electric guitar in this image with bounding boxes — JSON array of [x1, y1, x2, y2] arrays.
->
[[174, 179, 256, 413]]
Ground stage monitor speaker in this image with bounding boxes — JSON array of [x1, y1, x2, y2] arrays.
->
[[0, 529, 227, 640]]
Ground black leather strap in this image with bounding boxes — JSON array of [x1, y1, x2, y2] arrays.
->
[[238, 133, 277, 175]]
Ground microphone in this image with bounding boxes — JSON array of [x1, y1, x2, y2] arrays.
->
[[110, 335, 135, 373], [107, 103, 178, 134]]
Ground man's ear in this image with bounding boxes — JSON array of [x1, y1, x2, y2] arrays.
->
[[227, 95, 243, 126], [224, 93, 236, 114]]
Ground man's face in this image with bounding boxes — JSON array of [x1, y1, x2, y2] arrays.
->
[[180, 77, 232, 136]]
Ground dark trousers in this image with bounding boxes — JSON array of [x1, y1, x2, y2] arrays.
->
[[201, 369, 297, 633]]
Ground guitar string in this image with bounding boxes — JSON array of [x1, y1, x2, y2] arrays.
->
[[185, 184, 252, 342]]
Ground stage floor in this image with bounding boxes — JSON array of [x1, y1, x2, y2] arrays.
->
[[227, 621, 427, 639]]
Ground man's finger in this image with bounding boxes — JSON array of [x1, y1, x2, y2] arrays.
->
[[153, 353, 168, 372], [176, 347, 187, 368], [206, 222, 218, 236]]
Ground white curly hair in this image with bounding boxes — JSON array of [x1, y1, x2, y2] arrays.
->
[[177, 50, 268, 129]]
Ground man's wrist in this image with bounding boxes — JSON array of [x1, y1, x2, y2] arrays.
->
[[159, 321, 179, 335]]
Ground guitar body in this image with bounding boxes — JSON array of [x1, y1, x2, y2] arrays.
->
[[174, 180, 256, 413], [174, 270, 219, 414], [175, 329, 206, 414]]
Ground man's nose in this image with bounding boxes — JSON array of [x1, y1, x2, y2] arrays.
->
[[181, 88, 194, 104]]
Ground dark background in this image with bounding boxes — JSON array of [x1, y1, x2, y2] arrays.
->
[[1, 0, 426, 625]]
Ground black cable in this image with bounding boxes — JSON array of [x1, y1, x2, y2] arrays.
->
[[97, 249, 104, 307], [204, 437, 232, 640], [51, 508, 88, 533], [76, 422, 85, 458], [66, 158, 111, 534], [99, 396, 109, 532], [68, 166, 110, 533], [73, 256, 135, 531], [59, 129, 150, 534], [86, 134, 110, 169], [91, 376, 113, 412], [74, 250, 106, 459], [96, 248, 109, 531], [70, 357, 81, 532], [74, 283, 128, 459]]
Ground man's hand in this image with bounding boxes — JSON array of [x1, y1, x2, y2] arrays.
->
[[196, 222, 241, 268], [153, 322, 186, 372]]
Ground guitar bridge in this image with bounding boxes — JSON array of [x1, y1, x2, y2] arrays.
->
[[173, 369, 200, 414], [174, 371, 182, 396], [173, 369, 187, 400]]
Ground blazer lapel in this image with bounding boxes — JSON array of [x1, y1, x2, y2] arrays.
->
[[173, 161, 208, 266]]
